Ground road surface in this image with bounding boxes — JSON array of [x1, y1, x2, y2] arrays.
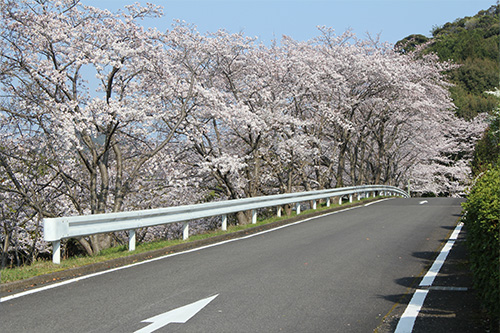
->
[[1, 197, 463, 332]]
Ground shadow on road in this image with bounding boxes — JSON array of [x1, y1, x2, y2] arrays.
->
[[376, 231, 498, 333]]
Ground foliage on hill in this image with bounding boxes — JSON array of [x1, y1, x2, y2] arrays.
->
[[397, 5, 500, 120]]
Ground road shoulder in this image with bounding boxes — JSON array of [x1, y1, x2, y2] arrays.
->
[[376, 225, 498, 333]]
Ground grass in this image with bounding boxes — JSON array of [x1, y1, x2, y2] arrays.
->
[[1, 197, 378, 284]]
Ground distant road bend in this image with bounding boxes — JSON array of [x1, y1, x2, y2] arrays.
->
[[1, 197, 464, 332]]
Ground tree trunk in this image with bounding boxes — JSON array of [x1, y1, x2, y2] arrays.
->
[[1, 230, 10, 268], [336, 153, 345, 187], [89, 233, 115, 255], [236, 211, 250, 225], [76, 237, 95, 256]]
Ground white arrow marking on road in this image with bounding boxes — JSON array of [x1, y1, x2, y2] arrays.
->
[[135, 294, 218, 333], [419, 200, 428, 205]]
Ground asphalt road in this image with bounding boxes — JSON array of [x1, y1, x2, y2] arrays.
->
[[1, 197, 464, 333]]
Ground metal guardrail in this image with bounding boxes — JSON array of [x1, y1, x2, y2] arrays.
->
[[44, 185, 409, 263]]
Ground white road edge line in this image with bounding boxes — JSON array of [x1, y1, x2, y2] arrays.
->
[[1, 199, 391, 303], [420, 222, 463, 287], [364, 198, 393, 206], [394, 221, 464, 333], [394, 289, 429, 333]]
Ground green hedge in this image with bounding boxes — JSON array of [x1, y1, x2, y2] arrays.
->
[[462, 165, 500, 319]]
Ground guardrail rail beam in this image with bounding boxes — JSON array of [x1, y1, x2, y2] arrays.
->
[[44, 185, 409, 264]]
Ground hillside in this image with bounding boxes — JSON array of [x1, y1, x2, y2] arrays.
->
[[397, 4, 499, 120]]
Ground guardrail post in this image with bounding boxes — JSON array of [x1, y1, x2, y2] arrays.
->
[[182, 222, 189, 240], [326, 198, 331, 207], [52, 240, 61, 264], [252, 209, 257, 224], [349, 194, 353, 203], [357, 193, 361, 201], [222, 214, 227, 231], [277, 206, 282, 217], [129, 229, 136, 251], [296, 203, 301, 214], [338, 196, 342, 205], [312, 200, 317, 210]]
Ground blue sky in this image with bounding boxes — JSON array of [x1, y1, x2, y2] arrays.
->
[[82, 0, 497, 44]]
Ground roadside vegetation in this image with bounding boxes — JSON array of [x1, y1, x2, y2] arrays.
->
[[462, 164, 499, 323]]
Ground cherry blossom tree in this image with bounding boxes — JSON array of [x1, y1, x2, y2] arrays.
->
[[410, 114, 488, 196], [310, 29, 479, 195], [0, 0, 198, 256]]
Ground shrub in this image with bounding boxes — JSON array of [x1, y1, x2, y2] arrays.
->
[[462, 165, 500, 320]]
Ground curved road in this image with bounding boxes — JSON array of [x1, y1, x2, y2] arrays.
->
[[1, 197, 463, 332]]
